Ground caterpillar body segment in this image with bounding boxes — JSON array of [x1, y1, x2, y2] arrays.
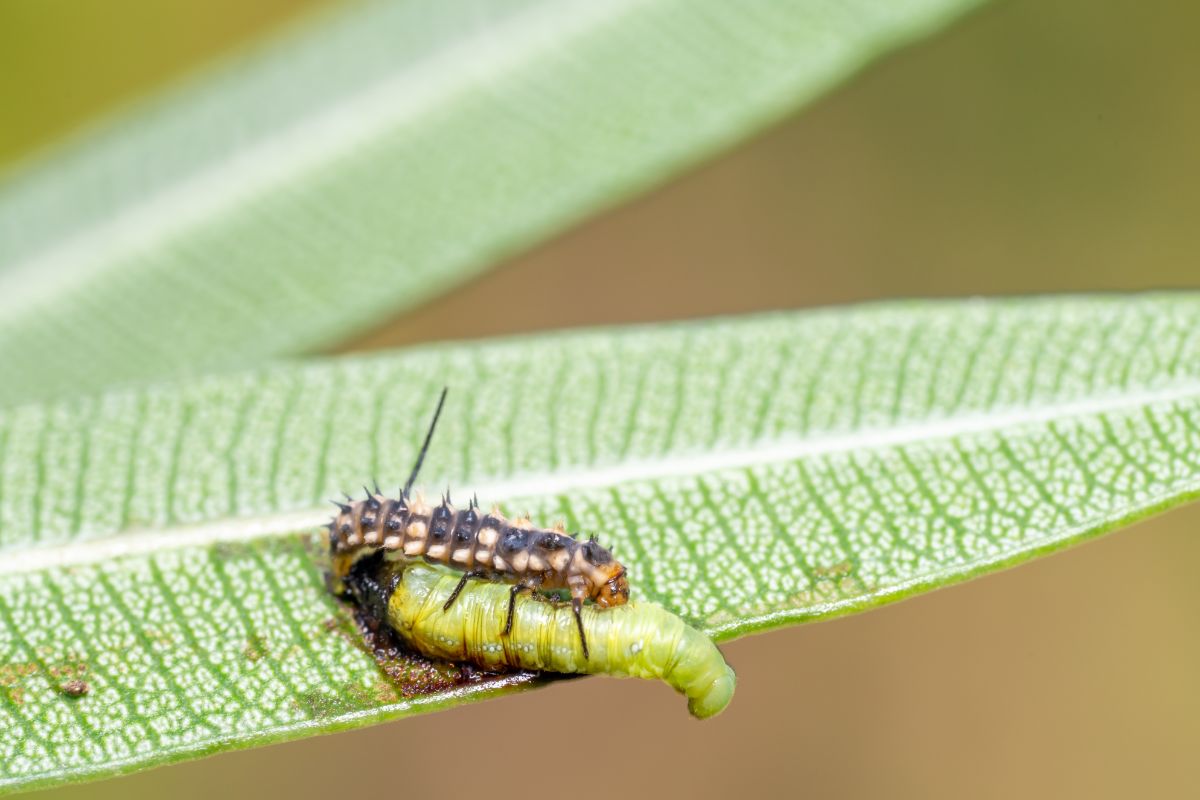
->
[[327, 388, 630, 657], [377, 562, 735, 719]]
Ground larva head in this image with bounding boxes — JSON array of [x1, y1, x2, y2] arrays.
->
[[581, 538, 630, 607], [594, 567, 630, 607]]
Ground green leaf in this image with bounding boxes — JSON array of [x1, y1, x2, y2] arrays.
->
[[2, 294, 1199, 791], [0, 0, 983, 407]]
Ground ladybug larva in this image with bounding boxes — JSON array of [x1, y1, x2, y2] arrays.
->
[[327, 388, 629, 658], [345, 553, 736, 719]]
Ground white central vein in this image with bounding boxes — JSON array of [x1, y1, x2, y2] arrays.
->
[[0, 0, 629, 310], [2, 382, 1196, 576]]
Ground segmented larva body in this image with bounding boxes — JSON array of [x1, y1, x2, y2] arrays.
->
[[371, 561, 735, 719], [328, 490, 629, 656]]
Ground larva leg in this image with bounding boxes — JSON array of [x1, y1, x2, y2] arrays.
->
[[502, 578, 541, 636], [572, 597, 589, 660], [442, 570, 485, 612]]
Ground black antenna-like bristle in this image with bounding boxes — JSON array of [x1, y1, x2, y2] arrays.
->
[[331, 500, 352, 513], [403, 387, 448, 498]]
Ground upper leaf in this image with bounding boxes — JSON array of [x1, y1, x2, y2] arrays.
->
[[2, 294, 1199, 791], [0, 0, 983, 407]]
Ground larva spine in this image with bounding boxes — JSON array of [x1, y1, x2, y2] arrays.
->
[[384, 562, 736, 719]]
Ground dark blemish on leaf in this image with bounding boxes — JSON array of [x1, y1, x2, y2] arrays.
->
[[244, 634, 268, 663], [814, 561, 853, 579], [348, 606, 466, 698], [47, 659, 90, 691]]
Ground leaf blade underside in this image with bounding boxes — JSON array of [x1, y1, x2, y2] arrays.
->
[[2, 294, 1199, 791]]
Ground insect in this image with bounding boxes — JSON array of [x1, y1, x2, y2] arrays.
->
[[344, 553, 735, 719], [327, 388, 630, 658]]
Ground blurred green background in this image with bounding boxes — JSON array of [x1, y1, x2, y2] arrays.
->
[[2, 0, 1198, 797]]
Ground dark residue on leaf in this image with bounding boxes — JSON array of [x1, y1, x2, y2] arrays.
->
[[244, 634, 268, 663], [814, 561, 854, 579], [349, 605, 477, 698]]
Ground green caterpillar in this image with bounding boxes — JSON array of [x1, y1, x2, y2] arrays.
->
[[362, 559, 735, 719]]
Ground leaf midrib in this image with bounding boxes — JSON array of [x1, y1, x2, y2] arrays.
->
[[6, 379, 1197, 577]]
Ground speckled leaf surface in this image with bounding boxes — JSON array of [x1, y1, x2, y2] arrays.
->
[[0, 0, 984, 408], [2, 294, 1199, 791]]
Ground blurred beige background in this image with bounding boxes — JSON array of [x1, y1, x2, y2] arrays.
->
[[2, 0, 1198, 797]]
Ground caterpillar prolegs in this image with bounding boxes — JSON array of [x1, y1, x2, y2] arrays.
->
[[346, 555, 736, 719]]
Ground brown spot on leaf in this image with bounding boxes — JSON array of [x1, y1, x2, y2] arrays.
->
[[244, 634, 268, 663], [57, 680, 90, 697], [814, 561, 854, 579], [47, 659, 88, 680], [0, 662, 38, 686]]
